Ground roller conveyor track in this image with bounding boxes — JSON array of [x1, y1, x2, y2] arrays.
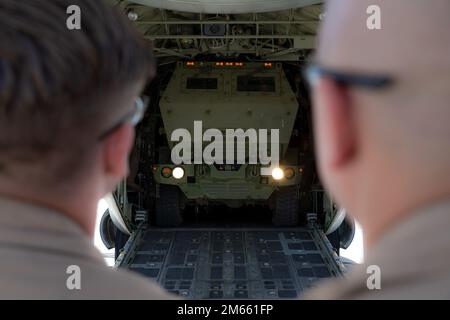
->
[[117, 227, 344, 299]]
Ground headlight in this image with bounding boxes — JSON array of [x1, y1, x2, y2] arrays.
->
[[172, 167, 185, 179], [271, 167, 284, 180]]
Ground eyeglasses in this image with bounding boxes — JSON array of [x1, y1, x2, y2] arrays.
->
[[98, 97, 148, 140], [304, 63, 394, 89]]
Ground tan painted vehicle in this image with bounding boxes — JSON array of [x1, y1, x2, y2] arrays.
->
[[152, 61, 303, 226]]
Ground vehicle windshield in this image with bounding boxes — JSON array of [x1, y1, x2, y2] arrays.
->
[[237, 76, 276, 92], [186, 77, 218, 89]]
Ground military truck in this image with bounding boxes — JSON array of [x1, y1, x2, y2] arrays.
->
[[152, 61, 304, 227]]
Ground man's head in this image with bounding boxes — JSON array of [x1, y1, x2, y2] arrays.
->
[[311, 0, 450, 246], [0, 0, 154, 233]]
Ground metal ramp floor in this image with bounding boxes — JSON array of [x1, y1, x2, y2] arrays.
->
[[118, 227, 343, 299]]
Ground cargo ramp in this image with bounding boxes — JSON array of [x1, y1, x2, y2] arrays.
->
[[116, 224, 346, 299]]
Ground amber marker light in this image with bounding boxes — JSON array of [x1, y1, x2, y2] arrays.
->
[[161, 167, 172, 178]]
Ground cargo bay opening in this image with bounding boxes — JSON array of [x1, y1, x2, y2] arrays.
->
[[100, 0, 356, 299]]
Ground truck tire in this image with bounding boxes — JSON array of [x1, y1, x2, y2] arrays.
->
[[325, 218, 355, 254], [155, 184, 183, 227], [272, 186, 299, 227], [99, 210, 115, 250]]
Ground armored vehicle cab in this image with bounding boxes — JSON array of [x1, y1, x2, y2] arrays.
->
[[153, 61, 304, 226]]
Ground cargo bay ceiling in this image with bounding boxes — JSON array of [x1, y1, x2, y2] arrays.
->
[[108, 0, 324, 61]]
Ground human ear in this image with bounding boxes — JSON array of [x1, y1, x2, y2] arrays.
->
[[102, 125, 135, 188]]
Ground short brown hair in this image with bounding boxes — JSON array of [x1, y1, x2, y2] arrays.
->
[[0, 0, 153, 178]]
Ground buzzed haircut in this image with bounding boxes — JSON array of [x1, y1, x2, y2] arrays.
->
[[0, 0, 153, 176]]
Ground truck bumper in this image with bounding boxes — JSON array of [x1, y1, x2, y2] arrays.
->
[[152, 164, 303, 200]]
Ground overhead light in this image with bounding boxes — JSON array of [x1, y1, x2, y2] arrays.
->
[[271, 167, 284, 180], [172, 167, 185, 179]]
